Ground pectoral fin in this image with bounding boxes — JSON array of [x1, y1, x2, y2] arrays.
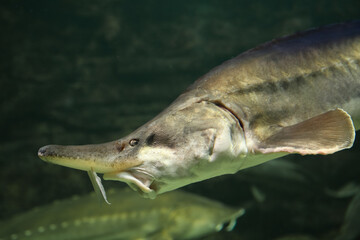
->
[[257, 108, 355, 155], [88, 169, 111, 204]]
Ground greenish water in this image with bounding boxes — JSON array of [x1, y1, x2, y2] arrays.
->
[[1, 0, 360, 239]]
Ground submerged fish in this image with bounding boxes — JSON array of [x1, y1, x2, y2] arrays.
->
[[336, 189, 360, 240], [0, 189, 244, 240], [38, 21, 360, 200]]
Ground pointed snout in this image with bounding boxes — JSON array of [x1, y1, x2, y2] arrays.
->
[[38, 141, 142, 173], [38, 144, 110, 162], [38, 144, 57, 158], [38, 145, 65, 160], [38, 144, 112, 172], [38, 146, 47, 157]]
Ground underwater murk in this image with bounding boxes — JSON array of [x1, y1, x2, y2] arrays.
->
[[1, 1, 360, 240]]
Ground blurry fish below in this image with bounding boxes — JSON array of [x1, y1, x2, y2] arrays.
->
[[335, 188, 360, 240], [273, 235, 317, 240], [325, 182, 360, 199], [0, 188, 244, 240], [237, 158, 322, 196]]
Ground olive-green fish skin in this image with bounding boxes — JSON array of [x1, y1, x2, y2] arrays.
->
[[186, 21, 360, 137], [0, 189, 244, 240]]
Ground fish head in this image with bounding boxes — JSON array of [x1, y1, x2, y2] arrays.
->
[[103, 100, 247, 198], [38, 100, 247, 198]]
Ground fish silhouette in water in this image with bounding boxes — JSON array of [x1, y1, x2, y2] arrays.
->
[[38, 21, 360, 200], [0, 189, 244, 240], [336, 188, 360, 240]]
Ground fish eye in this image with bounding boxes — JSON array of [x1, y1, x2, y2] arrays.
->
[[129, 139, 139, 146]]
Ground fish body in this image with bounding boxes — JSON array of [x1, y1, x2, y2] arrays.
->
[[336, 189, 360, 240], [0, 189, 244, 240], [38, 21, 360, 198]]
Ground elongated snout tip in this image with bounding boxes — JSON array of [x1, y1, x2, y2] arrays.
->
[[38, 146, 47, 157], [38, 145, 55, 161]]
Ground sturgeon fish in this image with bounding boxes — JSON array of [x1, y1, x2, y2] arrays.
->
[[38, 21, 360, 200], [0, 189, 244, 240]]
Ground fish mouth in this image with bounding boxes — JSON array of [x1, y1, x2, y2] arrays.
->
[[104, 167, 157, 199]]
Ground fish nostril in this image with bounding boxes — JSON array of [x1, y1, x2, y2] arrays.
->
[[116, 142, 125, 152]]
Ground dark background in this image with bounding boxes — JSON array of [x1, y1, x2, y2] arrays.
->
[[1, 0, 360, 239]]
